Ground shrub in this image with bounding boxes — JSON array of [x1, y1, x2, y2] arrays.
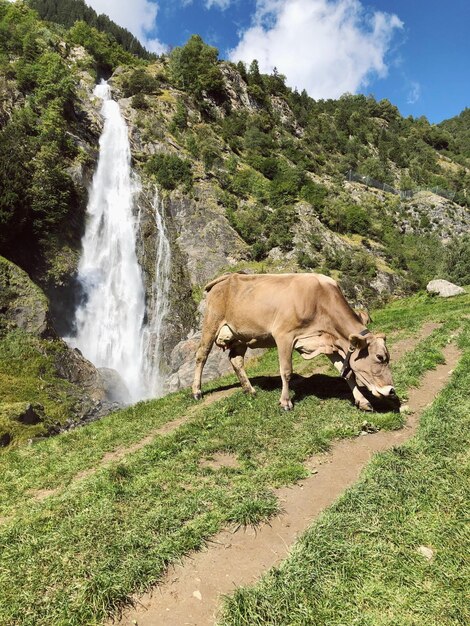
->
[[269, 164, 305, 207], [299, 180, 328, 210], [144, 153, 192, 190], [131, 92, 148, 109], [441, 235, 470, 285], [122, 68, 158, 97], [169, 99, 188, 132]]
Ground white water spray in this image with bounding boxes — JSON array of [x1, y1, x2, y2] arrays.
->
[[141, 188, 172, 397], [69, 81, 147, 402]]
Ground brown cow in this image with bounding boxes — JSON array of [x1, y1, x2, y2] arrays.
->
[[192, 272, 396, 411]]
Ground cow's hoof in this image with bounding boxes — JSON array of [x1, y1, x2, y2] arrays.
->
[[193, 391, 202, 401], [280, 401, 293, 411], [244, 387, 257, 396], [357, 400, 373, 412]]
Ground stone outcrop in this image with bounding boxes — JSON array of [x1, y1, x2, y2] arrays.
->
[[0, 256, 51, 337], [399, 192, 470, 240], [167, 186, 249, 286], [426, 279, 465, 297]]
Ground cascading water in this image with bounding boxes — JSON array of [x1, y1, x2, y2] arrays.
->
[[68, 80, 147, 402], [141, 188, 172, 398]]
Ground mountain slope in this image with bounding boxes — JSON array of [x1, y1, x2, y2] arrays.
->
[[27, 0, 154, 60]]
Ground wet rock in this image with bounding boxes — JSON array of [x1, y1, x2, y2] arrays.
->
[[426, 279, 465, 297], [98, 368, 131, 404], [54, 344, 107, 402]]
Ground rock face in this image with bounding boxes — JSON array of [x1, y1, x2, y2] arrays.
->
[[167, 186, 249, 286], [426, 279, 465, 297], [400, 192, 470, 240], [0, 256, 51, 336]]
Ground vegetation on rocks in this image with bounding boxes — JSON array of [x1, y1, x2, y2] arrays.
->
[[1, 0, 469, 305], [0, 256, 105, 446], [27, 0, 154, 61]]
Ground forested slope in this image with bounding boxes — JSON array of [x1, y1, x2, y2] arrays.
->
[[1, 0, 469, 302], [27, 0, 154, 60]]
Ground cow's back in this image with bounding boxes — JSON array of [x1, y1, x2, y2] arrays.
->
[[206, 273, 335, 338]]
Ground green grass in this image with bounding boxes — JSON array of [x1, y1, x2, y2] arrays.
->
[[0, 292, 468, 625], [0, 330, 84, 443], [219, 321, 470, 626]]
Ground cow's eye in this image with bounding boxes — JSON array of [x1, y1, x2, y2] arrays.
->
[[376, 354, 385, 363]]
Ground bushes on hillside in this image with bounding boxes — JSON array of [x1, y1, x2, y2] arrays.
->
[[144, 153, 192, 190], [67, 21, 136, 74], [122, 68, 159, 97], [441, 235, 470, 285]]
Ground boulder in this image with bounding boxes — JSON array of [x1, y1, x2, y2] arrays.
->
[[98, 368, 131, 404], [426, 279, 465, 298]]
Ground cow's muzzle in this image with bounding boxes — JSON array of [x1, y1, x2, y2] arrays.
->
[[373, 385, 396, 398]]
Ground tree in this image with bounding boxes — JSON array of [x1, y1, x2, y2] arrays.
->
[[168, 35, 225, 100]]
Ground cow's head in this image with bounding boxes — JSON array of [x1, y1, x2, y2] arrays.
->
[[348, 332, 396, 399]]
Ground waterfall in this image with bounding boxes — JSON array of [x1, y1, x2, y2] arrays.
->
[[141, 188, 172, 398], [68, 80, 147, 402]]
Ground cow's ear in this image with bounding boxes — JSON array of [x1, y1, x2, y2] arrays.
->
[[355, 309, 372, 325], [349, 333, 369, 349]]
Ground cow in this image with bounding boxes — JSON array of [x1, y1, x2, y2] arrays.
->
[[192, 272, 397, 411]]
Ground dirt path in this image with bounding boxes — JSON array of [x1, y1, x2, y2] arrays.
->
[[113, 342, 460, 626], [388, 321, 440, 361]]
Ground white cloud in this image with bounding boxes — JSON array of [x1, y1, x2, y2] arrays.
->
[[180, 0, 233, 8], [407, 80, 421, 104], [85, 0, 166, 54], [205, 0, 232, 9], [229, 0, 403, 99]]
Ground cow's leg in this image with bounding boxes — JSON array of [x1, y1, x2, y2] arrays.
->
[[327, 354, 373, 411], [275, 337, 294, 411], [192, 314, 222, 400], [229, 344, 256, 395]]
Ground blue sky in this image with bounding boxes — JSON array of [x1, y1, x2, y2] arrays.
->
[[86, 1, 469, 123]]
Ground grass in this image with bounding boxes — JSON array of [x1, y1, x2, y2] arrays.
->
[[0, 330, 85, 444], [219, 319, 470, 626], [0, 291, 468, 625]]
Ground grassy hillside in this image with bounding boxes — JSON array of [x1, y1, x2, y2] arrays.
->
[[0, 291, 468, 624]]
